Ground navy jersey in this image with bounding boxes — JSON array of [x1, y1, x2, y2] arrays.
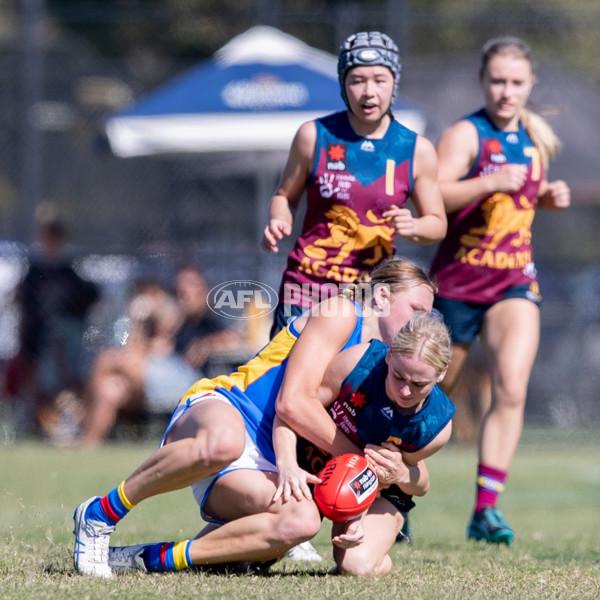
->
[[298, 339, 456, 474]]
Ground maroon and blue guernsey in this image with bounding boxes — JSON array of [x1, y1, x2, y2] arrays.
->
[[279, 110, 417, 307], [430, 109, 545, 304]]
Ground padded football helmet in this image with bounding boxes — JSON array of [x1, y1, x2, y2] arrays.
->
[[337, 31, 401, 107]]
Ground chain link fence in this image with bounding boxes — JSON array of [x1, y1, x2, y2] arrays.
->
[[1, 2, 599, 437]]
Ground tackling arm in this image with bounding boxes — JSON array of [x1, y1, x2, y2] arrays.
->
[[275, 298, 366, 457]]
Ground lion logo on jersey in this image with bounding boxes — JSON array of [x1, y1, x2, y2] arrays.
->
[[461, 193, 534, 250], [303, 204, 394, 265]]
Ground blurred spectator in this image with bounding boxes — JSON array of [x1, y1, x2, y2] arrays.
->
[[172, 262, 244, 375], [79, 262, 244, 447], [3, 205, 100, 441], [79, 279, 186, 446]]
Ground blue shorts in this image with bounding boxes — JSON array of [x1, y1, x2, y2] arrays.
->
[[433, 284, 541, 344]]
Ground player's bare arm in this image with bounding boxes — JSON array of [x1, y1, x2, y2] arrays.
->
[[261, 121, 316, 252], [537, 178, 571, 210], [272, 414, 321, 504], [276, 300, 365, 457], [364, 442, 431, 496], [404, 134, 447, 243], [437, 120, 493, 212]]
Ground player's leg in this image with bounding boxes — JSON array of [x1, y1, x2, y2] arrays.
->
[[333, 497, 403, 577], [125, 397, 246, 502], [438, 342, 472, 395], [109, 469, 323, 573], [468, 298, 540, 544], [194, 469, 322, 563], [74, 396, 246, 577], [479, 298, 539, 468]]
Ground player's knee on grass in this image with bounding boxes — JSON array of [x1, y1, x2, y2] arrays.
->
[[335, 546, 392, 577]]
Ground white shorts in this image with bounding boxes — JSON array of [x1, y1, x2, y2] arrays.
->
[[160, 391, 277, 524]]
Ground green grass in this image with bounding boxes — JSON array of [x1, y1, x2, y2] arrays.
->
[[1, 428, 599, 599]]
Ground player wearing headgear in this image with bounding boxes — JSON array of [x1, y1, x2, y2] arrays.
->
[[262, 31, 446, 337], [337, 31, 402, 106]]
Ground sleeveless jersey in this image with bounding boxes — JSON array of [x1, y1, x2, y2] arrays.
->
[[279, 111, 417, 308], [178, 302, 364, 466], [430, 108, 545, 304], [298, 339, 456, 475]]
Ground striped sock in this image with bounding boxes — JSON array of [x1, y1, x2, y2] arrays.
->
[[85, 481, 136, 525], [475, 464, 507, 512], [142, 540, 193, 572]]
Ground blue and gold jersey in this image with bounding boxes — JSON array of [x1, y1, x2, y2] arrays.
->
[[430, 108, 545, 304], [178, 302, 364, 465]]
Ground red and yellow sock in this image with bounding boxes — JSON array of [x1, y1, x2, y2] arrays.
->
[[85, 481, 135, 525]]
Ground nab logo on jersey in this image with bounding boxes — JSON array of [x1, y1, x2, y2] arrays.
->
[[327, 143, 347, 171], [489, 138, 507, 164]]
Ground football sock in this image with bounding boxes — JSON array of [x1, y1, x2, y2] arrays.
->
[[141, 540, 193, 572], [475, 463, 507, 512], [85, 481, 136, 525]]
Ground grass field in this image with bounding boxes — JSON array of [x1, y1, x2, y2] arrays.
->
[[1, 427, 599, 599]]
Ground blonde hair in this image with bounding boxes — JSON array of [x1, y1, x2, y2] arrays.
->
[[479, 36, 561, 169], [390, 311, 452, 376], [342, 257, 437, 303]]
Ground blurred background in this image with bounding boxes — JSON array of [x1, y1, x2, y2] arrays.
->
[[0, 0, 598, 444]]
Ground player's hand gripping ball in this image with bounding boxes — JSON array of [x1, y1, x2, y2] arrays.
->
[[313, 453, 378, 522]]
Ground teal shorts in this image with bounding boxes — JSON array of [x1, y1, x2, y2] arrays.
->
[[433, 284, 541, 344]]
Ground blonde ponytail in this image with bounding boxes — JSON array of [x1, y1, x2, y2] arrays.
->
[[519, 107, 562, 169]]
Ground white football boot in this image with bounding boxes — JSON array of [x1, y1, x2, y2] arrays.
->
[[108, 544, 148, 574], [286, 541, 322, 562], [73, 496, 115, 578]]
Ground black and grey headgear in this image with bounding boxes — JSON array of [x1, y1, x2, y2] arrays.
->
[[337, 31, 401, 107]]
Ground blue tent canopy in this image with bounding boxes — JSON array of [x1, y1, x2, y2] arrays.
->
[[105, 26, 425, 157]]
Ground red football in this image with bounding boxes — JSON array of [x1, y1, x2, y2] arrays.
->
[[313, 453, 379, 522]]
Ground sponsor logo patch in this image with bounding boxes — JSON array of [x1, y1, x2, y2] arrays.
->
[[489, 138, 506, 164], [327, 143, 347, 171], [347, 466, 378, 503]]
